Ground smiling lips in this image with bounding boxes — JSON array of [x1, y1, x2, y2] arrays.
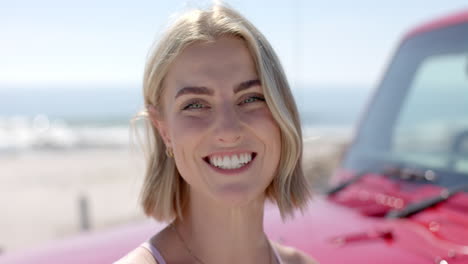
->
[[204, 152, 256, 170]]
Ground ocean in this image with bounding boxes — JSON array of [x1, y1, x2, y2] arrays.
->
[[0, 84, 372, 153]]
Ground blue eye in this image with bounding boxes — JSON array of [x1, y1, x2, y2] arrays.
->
[[241, 96, 265, 104], [183, 102, 206, 110]]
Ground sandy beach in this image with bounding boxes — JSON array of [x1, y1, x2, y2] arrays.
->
[[0, 148, 148, 252], [0, 137, 347, 253]]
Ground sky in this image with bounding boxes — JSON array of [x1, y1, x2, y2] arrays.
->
[[1, 0, 467, 89]]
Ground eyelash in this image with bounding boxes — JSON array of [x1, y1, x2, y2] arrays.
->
[[182, 101, 206, 110], [182, 95, 265, 110]]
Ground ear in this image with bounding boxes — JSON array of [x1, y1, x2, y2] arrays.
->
[[148, 105, 172, 148]]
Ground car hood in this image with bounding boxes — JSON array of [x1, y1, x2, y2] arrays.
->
[[264, 195, 468, 264]]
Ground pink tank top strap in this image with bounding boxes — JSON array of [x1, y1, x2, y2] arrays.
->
[[140, 241, 167, 264]]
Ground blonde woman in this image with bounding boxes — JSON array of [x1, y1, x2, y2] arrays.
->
[[116, 3, 318, 264]]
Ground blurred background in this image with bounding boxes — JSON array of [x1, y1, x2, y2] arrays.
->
[[1, 0, 467, 254]]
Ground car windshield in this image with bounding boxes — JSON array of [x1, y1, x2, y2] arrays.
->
[[343, 22, 468, 188]]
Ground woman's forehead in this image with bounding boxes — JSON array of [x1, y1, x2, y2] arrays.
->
[[179, 36, 252, 63], [165, 36, 258, 89]]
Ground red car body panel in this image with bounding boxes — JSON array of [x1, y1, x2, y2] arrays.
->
[[404, 9, 468, 39], [2, 9, 468, 264]]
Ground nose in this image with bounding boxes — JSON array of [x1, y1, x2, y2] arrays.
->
[[214, 105, 242, 145]]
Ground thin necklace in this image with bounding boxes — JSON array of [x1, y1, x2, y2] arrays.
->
[[170, 222, 274, 264]]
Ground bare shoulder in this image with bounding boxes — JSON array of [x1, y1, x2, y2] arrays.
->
[[113, 246, 158, 264], [272, 241, 320, 264]]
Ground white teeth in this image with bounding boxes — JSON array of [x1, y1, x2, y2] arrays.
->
[[222, 156, 230, 167], [207, 153, 253, 170], [240, 153, 252, 164], [232, 155, 239, 166], [245, 153, 252, 163]]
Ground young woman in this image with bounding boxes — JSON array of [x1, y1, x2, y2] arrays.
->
[[116, 3, 318, 264]]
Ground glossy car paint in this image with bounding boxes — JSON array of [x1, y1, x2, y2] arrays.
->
[[404, 9, 468, 40], [1, 9, 468, 264]]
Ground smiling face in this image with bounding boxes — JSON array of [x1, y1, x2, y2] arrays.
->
[[151, 36, 281, 206]]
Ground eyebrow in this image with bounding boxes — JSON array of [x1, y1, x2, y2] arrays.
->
[[174, 79, 261, 99]]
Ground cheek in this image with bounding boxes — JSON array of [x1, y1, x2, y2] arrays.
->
[[170, 115, 212, 140], [242, 107, 281, 142], [169, 115, 211, 178], [242, 107, 282, 177]]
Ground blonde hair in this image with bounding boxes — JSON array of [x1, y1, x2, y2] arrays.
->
[[131, 3, 311, 221]]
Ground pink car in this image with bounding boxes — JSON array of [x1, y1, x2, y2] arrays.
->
[[1, 9, 468, 264]]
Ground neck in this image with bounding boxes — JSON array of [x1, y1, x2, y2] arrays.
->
[[173, 189, 272, 264]]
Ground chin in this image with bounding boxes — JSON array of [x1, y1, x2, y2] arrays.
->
[[210, 183, 267, 208]]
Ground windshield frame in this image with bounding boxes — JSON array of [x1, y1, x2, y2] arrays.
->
[[343, 21, 468, 188]]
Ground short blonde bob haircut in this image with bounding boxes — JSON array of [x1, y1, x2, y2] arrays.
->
[[131, 3, 311, 222]]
